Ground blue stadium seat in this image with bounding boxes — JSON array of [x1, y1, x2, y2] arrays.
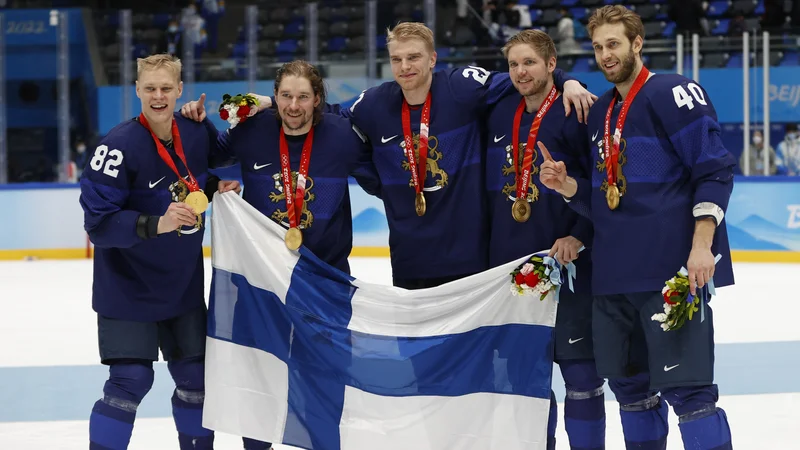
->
[[780, 51, 799, 66], [707, 1, 731, 18], [561, 0, 580, 6], [326, 36, 347, 53], [517, 0, 536, 5], [662, 21, 676, 38], [570, 7, 588, 22], [712, 19, 731, 36], [376, 34, 387, 50], [276, 39, 299, 55], [529, 9, 541, 23], [726, 53, 743, 68], [285, 19, 304, 37]]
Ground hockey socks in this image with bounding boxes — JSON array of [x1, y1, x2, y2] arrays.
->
[[89, 362, 154, 449], [663, 385, 733, 450], [168, 358, 214, 449], [610, 374, 668, 450], [560, 359, 606, 450]]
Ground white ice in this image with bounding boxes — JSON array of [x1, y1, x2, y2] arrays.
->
[[0, 258, 797, 449]]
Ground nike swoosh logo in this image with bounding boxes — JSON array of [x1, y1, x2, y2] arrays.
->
[[568, 337, 584, 344], [381, 135, 398, 143], [253, 162, 272, 170], [494, 135, 505, 143], [149, 176, 166, 188], [591, 130, 599, 141], [664, 364, 680, 372]]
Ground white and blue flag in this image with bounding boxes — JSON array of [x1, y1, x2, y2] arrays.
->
[[203, 192, 559, 450]]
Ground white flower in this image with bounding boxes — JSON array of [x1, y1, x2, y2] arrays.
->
[[224, 104, 242, 128], [520, 263, 534, 276], [651, 313, 667, 322], [661, 285, 669, 295], [661, 323, 669, 331], [663, 303, 672, 314]]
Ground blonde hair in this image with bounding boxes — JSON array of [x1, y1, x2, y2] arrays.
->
[[136, 54, 182, 82], [502, 29, 557, 63], [587, 5, 645, 56], [386, 22, 435, 53]]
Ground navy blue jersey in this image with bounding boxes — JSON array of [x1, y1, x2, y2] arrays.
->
[[570, 73, 736, 295], [218, 110, 380, 274], [486, 91, 593, 295], [80, 114, 228, 322], [337, 67, 575, 281]]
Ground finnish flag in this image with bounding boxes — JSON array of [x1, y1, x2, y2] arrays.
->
[[203, 192, 558, 450]]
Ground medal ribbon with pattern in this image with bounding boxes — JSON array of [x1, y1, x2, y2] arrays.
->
[[279, 127, 315, 231], [401, 92, 432, 215], [139, 113, 200, 193], [603, 66, 650, 195], [511, 84, 558, 204]]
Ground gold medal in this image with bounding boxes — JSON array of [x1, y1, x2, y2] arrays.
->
[[606, 184, 620, 210], [285, 227, 302, 250], [184, 190, 208, 214], [512, 198, 531, 223], [415, 192, 426, 216]]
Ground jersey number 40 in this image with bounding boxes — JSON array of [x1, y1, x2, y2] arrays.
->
[[672, 83, 707, 111]]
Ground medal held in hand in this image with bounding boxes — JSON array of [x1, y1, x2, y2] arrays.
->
[[603, 66, 650, 211], [402, 92, 432, 217], [139, 113, 205, 234], [510, 84, 558, 223], [279, 127, 315, 251]]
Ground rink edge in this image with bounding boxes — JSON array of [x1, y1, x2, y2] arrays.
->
[[0, 248, 799, 262]]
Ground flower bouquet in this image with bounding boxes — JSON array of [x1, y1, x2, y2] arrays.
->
[[651, 269, 698, 332], [219, 93, 260, 128], [510, 255, 559, 300]]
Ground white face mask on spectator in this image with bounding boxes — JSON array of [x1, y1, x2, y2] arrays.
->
[[753, 135, 762, 145], [787, 132, 798, 141]]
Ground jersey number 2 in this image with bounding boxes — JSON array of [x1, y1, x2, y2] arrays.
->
[[90, 145, 124, 178], [462, 66, 490, 85], [672, 83, 707, 110]]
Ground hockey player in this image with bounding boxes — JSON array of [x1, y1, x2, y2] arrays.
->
[[220, 22, 597, 290], [540, 6, 736, 450], [181, 60, 381, 450], [486, 29, 604, 450], [79, 54, 239, 450]]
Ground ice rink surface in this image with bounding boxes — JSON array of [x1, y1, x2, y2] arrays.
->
[[0, 257, 797, 449]]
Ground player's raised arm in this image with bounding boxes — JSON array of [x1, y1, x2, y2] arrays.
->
[[79, 138, 197, 248]]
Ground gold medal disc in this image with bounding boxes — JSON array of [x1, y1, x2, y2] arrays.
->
[[184, 190, 209, 214], [415, 192, 426, 216], [285, 227, 303, 251], [606, 184, 620, 210], [512, 198, 531, 223]]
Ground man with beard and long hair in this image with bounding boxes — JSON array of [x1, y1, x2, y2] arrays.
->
[[485, 29, 604, 450], [182, 60, 380, 450], [539, 5, 736, 450]]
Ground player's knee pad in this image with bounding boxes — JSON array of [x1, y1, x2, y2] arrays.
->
[[559, 359, 604, 400], [609, 373, 661, 411], [168, 356, 206, 405], [102, 361, 155, 410], [661, 385, 720, 422]]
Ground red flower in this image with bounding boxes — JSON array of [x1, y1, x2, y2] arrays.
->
[[515, 273, 525, 285], [663, 290, 680, 305], [524, 272, 540, 287], [220, 109, 229, 120], [238, 105, 251, 117]]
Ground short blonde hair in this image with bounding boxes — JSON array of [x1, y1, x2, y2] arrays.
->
[[587, 5, 645, 56], [386, 22, 435, 53], [136, 54, 182, 83], [502, 29, 557, 63]]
